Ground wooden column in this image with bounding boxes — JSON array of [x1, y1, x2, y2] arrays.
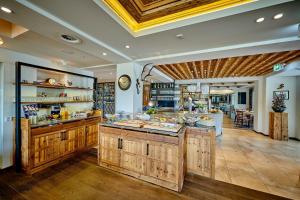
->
[[269, 112, 288, 141]]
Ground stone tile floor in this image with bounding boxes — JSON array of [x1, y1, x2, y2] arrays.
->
[[216, 126, 300, 199]]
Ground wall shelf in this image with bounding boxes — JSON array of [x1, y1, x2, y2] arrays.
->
[[20, 101, 94, 104], [20, 83, 94, 90]]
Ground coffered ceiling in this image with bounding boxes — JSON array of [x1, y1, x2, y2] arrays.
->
[[103, 0, 253, 32], [156, 50, 300, 79]]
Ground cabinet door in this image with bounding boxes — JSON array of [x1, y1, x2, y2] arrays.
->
[[186, 134, 212, 177], [32, 131, 61, 167], [186, 135, 202, 173], [201, 135, 212, 177], [99, 132, 120, 166], [146, 141, 178, 183], [76, 126, 86, 149], [64, 129, 76, 155], [120, 137, 147, 174], [86, 123, 99, 147]]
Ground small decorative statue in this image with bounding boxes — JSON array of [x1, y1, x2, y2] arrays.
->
[[272, 93, 286, 112]]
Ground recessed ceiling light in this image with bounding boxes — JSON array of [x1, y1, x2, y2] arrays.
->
[[256, 17, 265, 23], [102, 52, 107, 56], [60, 34, 81, 44], [125, 45, 130, 49], [1, 6, 12, 13], [176, 33, 184, 40], [0, 37, 3, 45], [273, 13, 283, 19]]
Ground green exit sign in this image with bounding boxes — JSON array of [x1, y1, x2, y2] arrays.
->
[[273, 63, 285, 72]]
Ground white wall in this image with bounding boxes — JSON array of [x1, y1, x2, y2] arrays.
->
[[0, 48, 93, 169], [263, 76, 297, 138], [231, 87, 250, 110], [115, 62, 143, 116], [296, 76, 300, 139]]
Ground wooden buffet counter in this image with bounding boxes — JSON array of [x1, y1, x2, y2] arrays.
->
[[98, 123, 215, 192], [20, 116, 101, 174]]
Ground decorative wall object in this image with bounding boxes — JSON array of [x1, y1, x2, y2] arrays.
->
[[273, 90, 289, 100]]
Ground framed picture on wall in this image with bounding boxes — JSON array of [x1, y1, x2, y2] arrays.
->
[[273, 90, 289, 100]]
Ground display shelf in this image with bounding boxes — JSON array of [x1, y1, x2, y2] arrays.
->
[[19, 83, 94, 90], [20, 101, 94, 104]]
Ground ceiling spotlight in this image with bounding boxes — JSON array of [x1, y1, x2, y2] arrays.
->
[[102, 52, 107, 56], [256, 17, 264, 23], [176, 33, 184, 40], [0, 37, 3, 45], [125, 45, 130, 49], [273, 13, 283, 19], [1, 6, 12, 13]]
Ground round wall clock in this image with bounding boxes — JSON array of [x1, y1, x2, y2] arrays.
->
[[118, 74, 131, 90]]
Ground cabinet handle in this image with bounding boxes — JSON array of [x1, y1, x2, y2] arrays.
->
[[146, 144, 149, 155], [118, 138, 120, 149], [120, 139, 123, 149]]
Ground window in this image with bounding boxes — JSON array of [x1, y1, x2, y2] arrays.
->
[[238, 92, 246, 104]]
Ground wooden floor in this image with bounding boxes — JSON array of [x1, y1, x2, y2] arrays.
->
[[0, 152, 289, 200], [216, 116, 300, 199]]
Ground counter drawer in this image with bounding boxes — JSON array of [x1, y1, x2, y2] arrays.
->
[[100, 126, 122, 135]]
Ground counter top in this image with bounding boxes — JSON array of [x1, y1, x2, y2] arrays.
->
[[31, 115, 101, 128], [100, 122, 185, 137]]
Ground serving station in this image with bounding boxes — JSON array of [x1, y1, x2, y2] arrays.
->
[[15, 62, 102, 173], [98, 115, 215, 192]]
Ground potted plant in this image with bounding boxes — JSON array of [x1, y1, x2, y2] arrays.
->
[[272, 93, 286, 113]]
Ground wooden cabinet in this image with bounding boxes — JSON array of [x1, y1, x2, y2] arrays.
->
[[121, 137, 147, 174], [98, 126, 184, 192], [21, 117, 101, 174], [86, 123, 99, 147], [186, 127, 215, 178], [32, 131, 61, 167], [147, 141, 178, 183], [269, 112, 288, 140], [99, 132, 121, 166]]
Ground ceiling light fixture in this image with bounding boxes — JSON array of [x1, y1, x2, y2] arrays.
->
[[256, 17, 264, 23], [273, 13, 283, 19], [176, 33, 184, 40], [1, 6, 12, 13], [0, 37, 3, 45], [60, 34, 81, 44], [125, 45, 130, 49], [102, 52, 107, 56]]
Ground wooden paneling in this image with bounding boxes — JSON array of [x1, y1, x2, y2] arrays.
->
[[186, 127, 215, 178], [20, 117, 101, 174], [143, 84, 151, 106], [118, 0, 221, 23], [98, 126, 184, 192], [269, 112, 288, 141], [156, 50, 300, 79]]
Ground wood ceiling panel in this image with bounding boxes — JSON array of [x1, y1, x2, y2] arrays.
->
[[155, 50, 300, 79], [118, 0, 224, 23]]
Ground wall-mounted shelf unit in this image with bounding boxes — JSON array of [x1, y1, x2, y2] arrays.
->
[[150, 82, 175, 108], [20, 82, 94, 90], [97, 82, 115, 116]]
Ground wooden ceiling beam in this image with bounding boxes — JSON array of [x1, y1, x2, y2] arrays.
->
[[175, 64, 188, 79], [239, 54, 269, 76], [200, 61, 204, 79], [230, 56, 253, 76], [160, 64, 181, 79], [207, 60, 211, 78], [171, 64, 185, 79], [255, 51, 300, 76], [217, 57, 233, 78], [156, 65, 175, 79], [179, 63, 190, 79], [193, 61, 199, 79], [212, 59, 221, 78], [249, 51, 299, 76], [223, 56, 244, 77], [184, 63, 194, 79]]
